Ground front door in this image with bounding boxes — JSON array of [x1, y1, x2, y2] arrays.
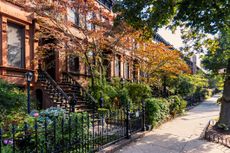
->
[[44, 50, 56, 80]]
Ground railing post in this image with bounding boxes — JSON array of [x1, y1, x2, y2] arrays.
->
[[0, 128, 2, 153], [34, 120, 38, 153], [92, 98, 95, 151], [12, 124, 15, 153], [126, 102, 130, 139], [142, 99, 146, 131]]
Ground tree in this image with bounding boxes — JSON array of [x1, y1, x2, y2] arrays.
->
[[113, 0, 229, 34], [133, 37, 190, 95], [203, 28, 230, 128], [114, 0, 230, 129], [14, 0, 136, 86]]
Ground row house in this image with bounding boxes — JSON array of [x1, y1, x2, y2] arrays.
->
[[0, 1, 37, 86], [0, 0, 140, 111]]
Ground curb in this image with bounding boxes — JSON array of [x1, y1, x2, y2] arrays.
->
[[98, 131, 149, 153], [204, 120, 230, 148]]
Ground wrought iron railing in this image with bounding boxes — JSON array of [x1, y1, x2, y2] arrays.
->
[[0, 112, 92, 153], [61, 72, 98, 110], [0, 107, 145, 152], [38, 68, 70, 111]]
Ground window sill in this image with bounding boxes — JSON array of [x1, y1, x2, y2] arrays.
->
[[0, 66, 34, 73]]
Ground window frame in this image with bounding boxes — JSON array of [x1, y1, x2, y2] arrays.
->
[[7, 22, 25, 68], [68, 55, 80, 73], [67, 7, 80, 26], [115, 55, 121, 77]]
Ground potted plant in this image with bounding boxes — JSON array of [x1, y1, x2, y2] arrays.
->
[[98, 108, 109, 126]]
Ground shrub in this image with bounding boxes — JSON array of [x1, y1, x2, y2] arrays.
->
[[90, 78, 118, 109], [117, 88, 132, 108], [125, 82, 152, 104], [167, 95, 187, 116], [98, 108, 109, 116], [145, 98, 170, 127], [176, 74, 208, 98], [1, 108, 91, 152], [201, 88, 213, 99], [0, 79, 29, 123]]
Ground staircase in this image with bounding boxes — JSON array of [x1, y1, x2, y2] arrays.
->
[[37, 67, 97, 113], [60, 72, 97, 112]]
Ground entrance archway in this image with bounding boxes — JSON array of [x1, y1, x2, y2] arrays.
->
[[35, 89, 43, 110]]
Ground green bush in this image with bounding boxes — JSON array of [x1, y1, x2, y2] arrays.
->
[[176, 74, 208, 98], [167, 95, 187, 116], [1, 108, 91, 152], [201, 88, 213, 99], [145, 98, 169, 127], [117, 88, 132, 108], [125, 82, 152, 104], [90, 78, 118, 109], [98, 107, 109, 116], [0, 79, 28, 123], [90, 77, 151, 110]]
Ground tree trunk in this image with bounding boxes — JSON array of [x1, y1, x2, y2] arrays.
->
[[218, 59, 230, 128]]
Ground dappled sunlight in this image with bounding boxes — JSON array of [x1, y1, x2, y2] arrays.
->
[[117, 95, 229, 153]]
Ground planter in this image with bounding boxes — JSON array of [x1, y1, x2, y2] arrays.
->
[[145, 124, 152, 131]]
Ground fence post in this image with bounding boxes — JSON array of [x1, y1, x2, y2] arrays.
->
[[0, 128, 2, 153], [126, 102, 130, 139], [34, 120, 38, 153], [142, 99, 146, 131], [92, 99, 95, 151], [12, 124, 15, 153]]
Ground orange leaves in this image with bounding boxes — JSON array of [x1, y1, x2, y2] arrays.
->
[[134, 38, 190, 79], [14, 0, 190, 80]]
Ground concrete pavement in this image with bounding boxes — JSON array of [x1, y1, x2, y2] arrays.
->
[[116, 95, 230, 153]]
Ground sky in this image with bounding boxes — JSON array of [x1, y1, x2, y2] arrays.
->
[[157, 27, 184, 50], [158, 27, 206, 71]]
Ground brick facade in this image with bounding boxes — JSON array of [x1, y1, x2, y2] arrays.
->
[[0, 1, 37, 86], [0, 0, 140, 89]]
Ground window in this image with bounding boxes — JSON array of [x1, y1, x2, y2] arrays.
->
[[98, 0, 113, 10], [115, 55, 121, 77], [124, 61, 129, 79], [7, 23, 25, 68], [86, 12, 95, 30], [133, 62, 138, 81], [69, 56, 80, 72], [67, 8, 79, 26]]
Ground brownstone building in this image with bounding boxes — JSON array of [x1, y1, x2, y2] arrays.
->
[[0, 1, 37, 86], [0, 0, 141, 111]]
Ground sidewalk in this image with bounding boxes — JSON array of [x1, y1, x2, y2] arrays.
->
[[116, 95, 230, 153]]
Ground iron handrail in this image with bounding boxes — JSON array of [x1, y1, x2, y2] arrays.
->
[[37, 67, 70, 109], [62, 72, 97, 106], [43, 71, 70, 101]]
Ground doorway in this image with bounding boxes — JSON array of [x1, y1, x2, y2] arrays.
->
[[44, 50, 56, 80], [35, 89, 43, 110], [39, 37, 57, 81]]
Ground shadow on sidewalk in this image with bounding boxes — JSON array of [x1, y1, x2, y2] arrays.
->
[[120, 132, 228, 153]]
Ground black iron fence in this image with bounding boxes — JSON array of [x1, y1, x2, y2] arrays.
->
[[0, 105, 145, 153]]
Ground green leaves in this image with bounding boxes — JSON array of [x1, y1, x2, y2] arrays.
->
[[202, 28, 230, 73], [114, 0, 230, 50], [0, 79, 27, 123]]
